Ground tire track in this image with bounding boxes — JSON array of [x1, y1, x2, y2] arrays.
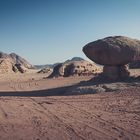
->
[[29, 97, 86, 140], [41, 97, 140, 140], [31, 98, 122, 140]]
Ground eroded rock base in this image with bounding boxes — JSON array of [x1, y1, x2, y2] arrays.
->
[[103, 65, 130, 80]]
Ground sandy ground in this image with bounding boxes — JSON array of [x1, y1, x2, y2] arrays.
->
[[0, 69, 140, 140]]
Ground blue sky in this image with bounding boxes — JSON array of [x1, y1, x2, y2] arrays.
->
[[0, 0, 140, 64]]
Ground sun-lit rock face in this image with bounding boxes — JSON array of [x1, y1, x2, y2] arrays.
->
[[83, 36, 140, 66], [0, 58, 14, 74], [0, 52, 33, 74], [83, 36, 140, 80], [48, 60, 101, 78]]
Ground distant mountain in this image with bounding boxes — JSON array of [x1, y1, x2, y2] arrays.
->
[[34, 65, 47, 69], [64, 57, 84, 63], [34, 63, 60, 69], [35, 57, 84, 70]]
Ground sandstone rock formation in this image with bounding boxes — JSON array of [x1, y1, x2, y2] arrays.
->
[[9, 53, 33, 69], [48, 59, 101, 78], [37, 67, 53, 74], [48, 63, 63, 77], [14, 64, 27, 73], [64, 57, 84, 63], [0, 58, 14, 74], [0, 51, 33, 74], [0, 52, 9, 59], [83, 36, 140, 80]]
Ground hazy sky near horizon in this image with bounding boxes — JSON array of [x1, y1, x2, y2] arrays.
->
[[0, 0, 140, 64]]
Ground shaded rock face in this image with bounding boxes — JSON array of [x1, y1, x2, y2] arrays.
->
[[48, 63, 65, 78], [103, 65, 130, 80], [129, 60, 140, 69], [9, 53, 33, 69], [48, 60, 101, 78], [14, 64, 26, 73], [83, 36, 140, 80]]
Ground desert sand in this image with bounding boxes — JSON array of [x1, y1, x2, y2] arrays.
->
[[0, 69, 140, 140]]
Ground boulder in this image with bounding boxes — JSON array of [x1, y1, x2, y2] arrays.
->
[[83, 36, 140, 80], [83, 36, 140, 66]]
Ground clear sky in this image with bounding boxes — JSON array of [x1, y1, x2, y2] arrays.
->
[[0, 0, 140, 65]]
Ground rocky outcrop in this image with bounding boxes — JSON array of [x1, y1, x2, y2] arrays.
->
[[48, 59, 101, 78], [83, 36, 140, 80], [0, 59, 14, 74], [14, 64, 27, 73], [0, 51, 33, 74], [9, 53, 33, 69], [37, 67, 53, 74], [48, 63, 65, 78], [0, 52, 9, 59]]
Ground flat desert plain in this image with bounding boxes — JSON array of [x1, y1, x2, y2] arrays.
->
[[0, 69, 140, 140]]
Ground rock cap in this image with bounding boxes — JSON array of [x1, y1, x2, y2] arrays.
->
[[83, 36, 140, 66]]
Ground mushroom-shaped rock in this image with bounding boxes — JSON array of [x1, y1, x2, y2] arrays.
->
[[83, 36, 140, 80], [83, 36, 140, 66]]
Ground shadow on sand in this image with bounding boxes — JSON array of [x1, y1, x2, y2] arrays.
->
[[0, 85, 78, 97], [0, 75, 139, 97]]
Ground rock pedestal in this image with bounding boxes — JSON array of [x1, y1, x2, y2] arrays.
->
[[103, 65, 130, 80]]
